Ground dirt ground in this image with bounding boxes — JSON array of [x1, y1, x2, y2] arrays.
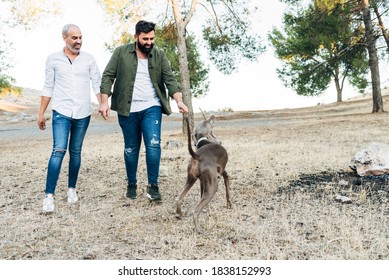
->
[[1, 88, 389, 260]]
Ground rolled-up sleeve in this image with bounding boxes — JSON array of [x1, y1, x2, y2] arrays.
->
[[41, 56, 55, 97], [41, 50, 101, 119], [90, 57, 101, 95]]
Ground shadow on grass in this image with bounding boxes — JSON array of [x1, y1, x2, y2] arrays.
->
[[281, 170, 389, 203]]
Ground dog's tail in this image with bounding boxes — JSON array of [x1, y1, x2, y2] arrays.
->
[[185, 115, 200, 160]]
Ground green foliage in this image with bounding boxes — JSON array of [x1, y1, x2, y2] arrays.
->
[[0, 75, 13, 90], [269, 2, 369, 98], [0, 34, 21, 96], [348, 52, 370, 93], [0, 73, 19, 97], [156, 23, 209, 98], [0, 26, 14, 93], [202, 0, 265, 74]]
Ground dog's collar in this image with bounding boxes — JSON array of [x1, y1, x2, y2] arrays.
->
[[196, 137, 208, 147]]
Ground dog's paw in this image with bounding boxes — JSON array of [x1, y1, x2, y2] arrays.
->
[[175, 212, 182, 219]]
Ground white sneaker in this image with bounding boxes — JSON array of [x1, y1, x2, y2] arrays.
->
[[67, 188, 78, 204], [42, 195, 55, 212]]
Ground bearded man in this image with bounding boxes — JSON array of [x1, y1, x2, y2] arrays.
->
[[99, 20, 188, 201]]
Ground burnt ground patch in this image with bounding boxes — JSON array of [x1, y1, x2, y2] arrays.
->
[[280, 170, 389, 204]]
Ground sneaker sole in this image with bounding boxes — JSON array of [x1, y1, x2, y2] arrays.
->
[[146, 193, 161, 201], [126, 192, 137, 199]]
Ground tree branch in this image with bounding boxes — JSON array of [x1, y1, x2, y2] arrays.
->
[[208, 0, 223, 33], [171, 0, 182, 22], [171, 0, 198, 29], [218, 0, 243, 24], [184, 0, 197, 27], [373, 4, 389, 51]]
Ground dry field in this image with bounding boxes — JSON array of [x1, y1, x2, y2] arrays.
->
[[1, 89, 389, 260]]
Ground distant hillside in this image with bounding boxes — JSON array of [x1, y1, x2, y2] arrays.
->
[[2, 87, 389, 123]]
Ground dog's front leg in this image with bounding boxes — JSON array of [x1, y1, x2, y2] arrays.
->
[[223, 171, 232, 209]]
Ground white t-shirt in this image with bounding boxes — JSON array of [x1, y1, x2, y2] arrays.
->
[[131, 58, 161, 112]]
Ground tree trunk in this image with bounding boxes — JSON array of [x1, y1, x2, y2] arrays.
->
[[171, 0, 196, 134], [335, 78, 342, 103], [176, 22, 194, 135], [361, 0, 384, 112], [334, 67, 342, 102]]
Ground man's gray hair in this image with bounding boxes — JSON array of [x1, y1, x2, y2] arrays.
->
[[62, 24, 80, 36]]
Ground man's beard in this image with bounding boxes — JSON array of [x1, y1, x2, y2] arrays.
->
[[137, 40, 154, 55], [67, 42, 81, 54]]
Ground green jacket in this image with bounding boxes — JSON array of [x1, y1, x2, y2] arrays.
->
[[100, 42, 181, 116]]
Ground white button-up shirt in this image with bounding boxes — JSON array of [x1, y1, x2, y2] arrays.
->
[[42, 50, 101, 119]]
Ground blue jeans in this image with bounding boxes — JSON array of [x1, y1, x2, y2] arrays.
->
[[45, 110, 90, 194], [118, 106, 162, 186]]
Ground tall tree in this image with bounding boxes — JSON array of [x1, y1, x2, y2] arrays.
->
[[361, 0, 383, 112], [269, 3, 369, 102], [315, 0, 386, 112], [281, 0, 386, 112], [97, 0, 264, 133]]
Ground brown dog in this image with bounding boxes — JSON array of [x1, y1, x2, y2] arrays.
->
[[175, 115, 231, 233]]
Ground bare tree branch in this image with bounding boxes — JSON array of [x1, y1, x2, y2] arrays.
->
[[373, 4, 389, 51], [208, 0, 223, 33]]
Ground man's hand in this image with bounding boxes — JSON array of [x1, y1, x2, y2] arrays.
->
[[38, 114, 46, 130], [98, 94, 110, 120], [38, 96, 50, 130], [98, 102, 110, 120], [177, 101, 189, 113], [172, 92, 188, 113]]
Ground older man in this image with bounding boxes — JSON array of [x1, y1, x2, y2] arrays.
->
[[38, 24, 102, 212]]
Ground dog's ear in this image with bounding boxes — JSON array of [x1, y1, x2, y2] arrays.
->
[[208, 115, 216, 127], [199, 108, 207, 120]]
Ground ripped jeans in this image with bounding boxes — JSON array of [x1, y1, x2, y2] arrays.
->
[[45, 110, 90, 194], [118, 106, 162, 186]]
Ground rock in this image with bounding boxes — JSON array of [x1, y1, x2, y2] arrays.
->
[[338, 179, 349, 186], [165, 140, 183, 149], [159, 165, 169, 177], [350, 142, 389, 176], [335, 195, 352, 204], [83, 253, 96, 260]]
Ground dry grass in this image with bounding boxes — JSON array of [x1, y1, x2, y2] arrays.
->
[[1, 91, 389, 260]]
